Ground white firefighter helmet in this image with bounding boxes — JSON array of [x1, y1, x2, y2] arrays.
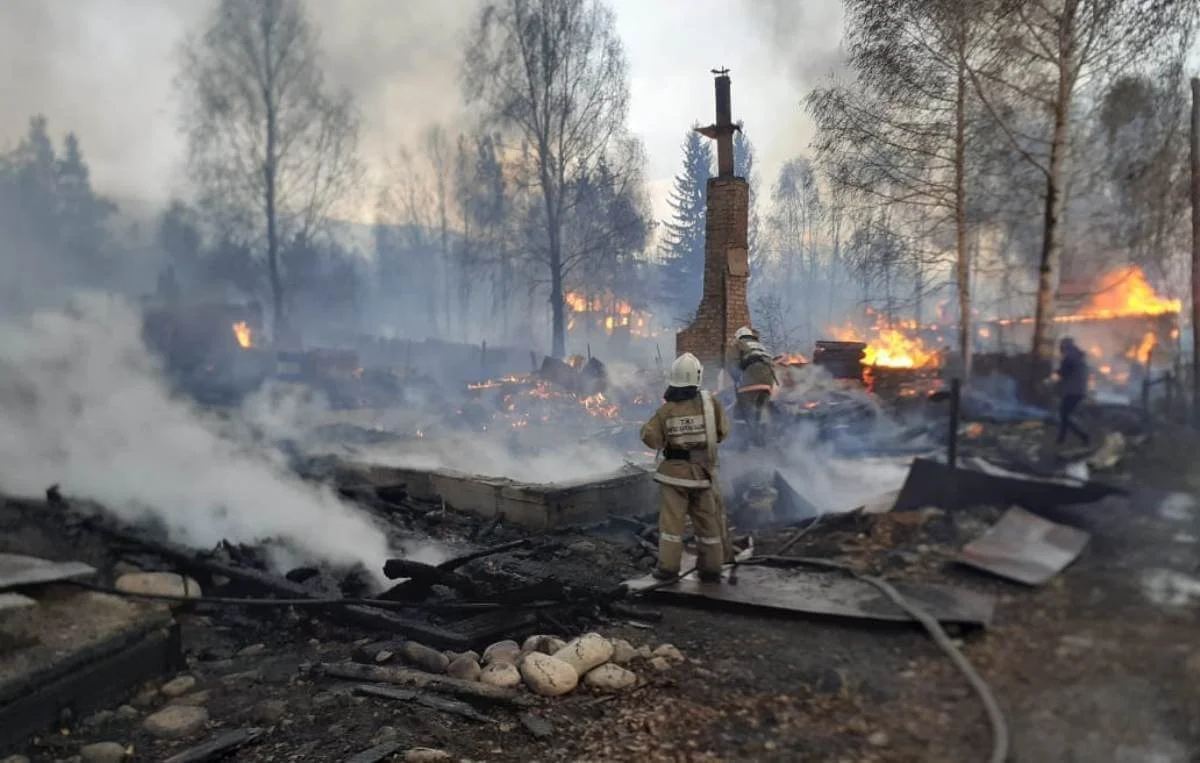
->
[[734, 326, 756, 341], [668, 352, 704, 388]]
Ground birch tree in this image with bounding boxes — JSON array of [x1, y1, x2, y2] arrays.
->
[[463, 0, 634, 357], [178, 0, 361, 339], [809, 0, 991, 377], [968, 0, 1197, 370]]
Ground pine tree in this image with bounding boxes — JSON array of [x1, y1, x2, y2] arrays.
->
[[733, 129, 760, 261], [56, 132, 116, 282], [659, 129, 712, 324]]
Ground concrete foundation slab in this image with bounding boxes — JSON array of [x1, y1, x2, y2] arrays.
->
[[0, 588, 181, 753], [357, 464, 656, 530]]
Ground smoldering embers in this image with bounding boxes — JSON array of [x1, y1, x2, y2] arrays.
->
[[0, 292, 395, 573]]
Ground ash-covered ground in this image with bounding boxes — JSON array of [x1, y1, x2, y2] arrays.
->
[[5, 416, 1200, 762], [4, 300, 1199, 762]]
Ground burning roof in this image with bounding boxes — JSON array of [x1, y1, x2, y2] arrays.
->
[[999, 265, 1181, 326]]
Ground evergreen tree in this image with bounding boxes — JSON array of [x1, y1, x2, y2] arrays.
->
[[56, 132, 116, 282], [659, 129, 712, 324], [733, 129, 760, 261]]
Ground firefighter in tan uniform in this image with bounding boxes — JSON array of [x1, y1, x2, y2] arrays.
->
[[640, 353, 731, 582], [732, 326, 777, 446]]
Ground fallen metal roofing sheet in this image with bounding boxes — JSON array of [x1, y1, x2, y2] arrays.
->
[[0, 553, 96, 591], [624, 555, 994, 628], [958, 506, 1090, 585]]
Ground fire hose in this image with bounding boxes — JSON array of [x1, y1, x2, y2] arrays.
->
[[721, 555, 1010, 763]]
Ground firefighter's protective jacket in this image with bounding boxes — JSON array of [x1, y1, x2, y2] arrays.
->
[[734, 336, 777, 392], [640, 392, 730, 489]]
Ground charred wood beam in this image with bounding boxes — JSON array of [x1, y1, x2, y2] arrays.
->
[[72, 512, 470, 649], [317, 662, 533, 707], [344, 741, 404, 763], [382, 559, 476, 590], [603, 602, 662, 622], [163, 728, 263, 763], [449, 609, 542, 646], [436, 539, 530, 572], [353, 683, 495, 723], [471, 515, 503, 542]]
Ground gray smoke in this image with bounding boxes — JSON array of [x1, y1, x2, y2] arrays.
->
[[0, 293, 402, 574], [738, 0, 849, 88], [0, 0, 478, 204]]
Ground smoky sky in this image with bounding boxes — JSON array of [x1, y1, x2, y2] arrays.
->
[[0, 0, 846, 221]]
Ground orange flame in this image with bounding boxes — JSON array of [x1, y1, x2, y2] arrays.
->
[[563, 290, 655, 338], [774, 353, 808, 366], [1063, 266, 1181, 321], [232, 321, 253, 349], [833, 323, 938, 369], [1126, 331, 1157, 365]]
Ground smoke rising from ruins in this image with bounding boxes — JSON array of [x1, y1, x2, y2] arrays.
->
[[0, 0, 847, 221], [0, 293, 405, 574]]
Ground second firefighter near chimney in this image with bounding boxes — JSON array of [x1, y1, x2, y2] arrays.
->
[[675, 68, 752, 383]]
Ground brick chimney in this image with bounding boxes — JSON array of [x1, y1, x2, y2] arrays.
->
[[675, 69, 751, 381]]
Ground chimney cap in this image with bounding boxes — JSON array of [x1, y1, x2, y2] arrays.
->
[[711, 67, 730, 77]]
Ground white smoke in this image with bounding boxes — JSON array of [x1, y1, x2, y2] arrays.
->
[[340, 434, 636, 484], [0, 293, 395, 574]]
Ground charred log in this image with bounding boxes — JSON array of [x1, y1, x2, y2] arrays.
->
[[317, 662, 533, 707], [162, 728, 264, 763], [353, 683, 495, 723]]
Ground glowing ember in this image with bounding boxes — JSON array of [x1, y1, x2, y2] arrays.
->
[[773, 353, 808, 366], [232, 321, 253, 349], [580, 392, 621, 418]]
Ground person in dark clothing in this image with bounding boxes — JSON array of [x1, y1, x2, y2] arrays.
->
[[1055, 337, 1090, 445]]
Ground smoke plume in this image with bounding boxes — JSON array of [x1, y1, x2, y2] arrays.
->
[[0, 293, 397, 574]]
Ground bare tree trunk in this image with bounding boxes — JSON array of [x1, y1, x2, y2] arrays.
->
[[1031, 58, 1072, 388], [548, 210, 566, 358], [262, 26, 284, 343], [1190, 77, 1199, 425], [913, 261, 924, 324], [954, 55, 971, 380]]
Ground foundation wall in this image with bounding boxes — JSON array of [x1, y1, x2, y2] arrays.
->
[[356, 464, 657, 529]]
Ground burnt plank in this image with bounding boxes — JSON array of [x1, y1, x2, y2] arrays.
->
[[162, 728, 263, 763], [354, 684, 495, 723]]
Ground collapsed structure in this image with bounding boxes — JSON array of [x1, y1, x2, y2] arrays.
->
[[676, 69, 752, 376]]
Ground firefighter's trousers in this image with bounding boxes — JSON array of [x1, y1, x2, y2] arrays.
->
[[736, 390, 772, 446], [656, 482, 725, 575]]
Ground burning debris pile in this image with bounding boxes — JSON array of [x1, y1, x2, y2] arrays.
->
[[810, 314, 948, 401], [451, 356, 660, 451]]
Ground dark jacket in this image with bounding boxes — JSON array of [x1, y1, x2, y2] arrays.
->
[[1057, 342, 1088, 397]]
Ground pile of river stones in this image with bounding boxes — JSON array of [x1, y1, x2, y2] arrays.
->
[[392, 633, 685, 697]]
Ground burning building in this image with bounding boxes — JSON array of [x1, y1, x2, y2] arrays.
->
[[983, 266, 1181, 390], [564, 290, 655, 341], [676, 69, 751, 373]]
